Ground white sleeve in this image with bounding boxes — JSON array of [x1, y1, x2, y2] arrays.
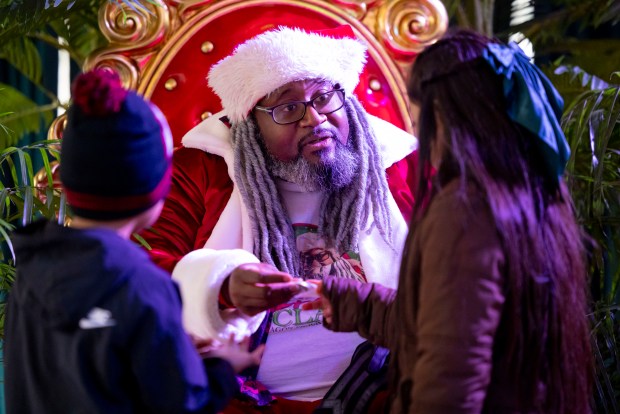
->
[[172, 248, 266, 340]]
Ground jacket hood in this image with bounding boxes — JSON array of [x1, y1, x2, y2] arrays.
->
[[10, 220, 143, 329]]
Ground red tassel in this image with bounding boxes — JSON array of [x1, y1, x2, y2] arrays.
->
[[71, 69, 128, 116]]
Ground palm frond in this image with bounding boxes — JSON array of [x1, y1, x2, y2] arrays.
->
[[598, 1, 620, 25], [441, 0, 496, 35], [590, 305, 620, 412], [564, 74, 620, 409], [46, 2, 106, 64], [54, 22, 103, 63], [0, 262, 14, 341], [132, 232, 152, 250], [507, 0, 618, 41], [0, 0, 163, 44], [0, 0, 164, 147], [0, 142, 64, 272], [0, 37, 42, 84], [539, 39, 620, 82], [0, 0, 100, 43], [564, 81, 620, 305], [0, 217, 15, 263], [544, 63, 610, 112], [0, 83, 56, 148]]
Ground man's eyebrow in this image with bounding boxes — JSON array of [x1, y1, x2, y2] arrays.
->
[[269, 81, 334, 104], [269, 87, 294, 103]]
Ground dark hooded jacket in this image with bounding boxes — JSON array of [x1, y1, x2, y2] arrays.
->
[[4, 220, 238, 414]]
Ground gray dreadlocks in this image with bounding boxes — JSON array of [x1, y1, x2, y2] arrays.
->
[[231, 95, 393, 276]]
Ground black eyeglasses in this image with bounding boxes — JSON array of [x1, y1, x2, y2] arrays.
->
[[254, 89, 346, 125]]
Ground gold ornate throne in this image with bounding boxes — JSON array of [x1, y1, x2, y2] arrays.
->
[[49, 0, 447, 147], [34, 1, 444, 404]]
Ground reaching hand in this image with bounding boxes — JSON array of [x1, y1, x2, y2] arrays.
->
[[195, 334, 264, 373], [225, 262, 302, 316], [301, 280, 334, 326]]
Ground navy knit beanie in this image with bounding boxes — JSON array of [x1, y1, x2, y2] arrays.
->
[[60, 70, 172, 220]]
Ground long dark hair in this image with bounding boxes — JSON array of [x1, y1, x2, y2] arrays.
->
[[408, 29, 592, 413]]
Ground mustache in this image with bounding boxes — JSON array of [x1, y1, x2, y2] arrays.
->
[[298, 127, 343, 152]]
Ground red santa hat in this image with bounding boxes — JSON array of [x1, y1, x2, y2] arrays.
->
[[208, 25, 367, 124]]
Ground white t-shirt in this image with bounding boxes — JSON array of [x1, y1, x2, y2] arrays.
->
[[256, 180, 365, 400]]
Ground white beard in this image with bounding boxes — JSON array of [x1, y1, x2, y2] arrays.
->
[[267, 136, 358, 192]]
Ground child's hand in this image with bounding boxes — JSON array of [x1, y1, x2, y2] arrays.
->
[[190, 335, 217, 354], [201, 334, 264, 373], [301, 280, 333, 326]]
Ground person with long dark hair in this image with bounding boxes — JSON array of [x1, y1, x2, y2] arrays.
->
[[305, 29, 593, 413]]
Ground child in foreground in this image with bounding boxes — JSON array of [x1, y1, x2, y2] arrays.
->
[[4, 69, 262, 413]]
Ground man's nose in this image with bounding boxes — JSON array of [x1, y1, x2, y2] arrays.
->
[[299, 105, 326, 127]]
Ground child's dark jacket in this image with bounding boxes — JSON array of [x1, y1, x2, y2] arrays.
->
[[4, 220, 238, 413]]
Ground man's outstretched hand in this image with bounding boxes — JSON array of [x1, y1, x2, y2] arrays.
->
[[224, 263, 301, 316]]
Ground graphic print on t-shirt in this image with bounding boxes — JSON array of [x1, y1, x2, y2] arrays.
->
[[258, 186, 368, 398], [269, 224, 366, 335], [295, 224, 366, 282]]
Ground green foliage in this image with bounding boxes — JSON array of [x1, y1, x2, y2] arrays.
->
[[441, 0, 496, 35], [442, 0, 620, 81], [590, 305, 620, 412], [439, 0, 620, 408], [0, 2, 108, 68], [563, 75, 620, 302], [0, 261, 15, 341], [0, 0, 108, 148], [441, 0, 620, 406], [516, 0, 620, 81], [47, 6, 104, 63], [0, 140, 65, 340], [561, 72, 620, 412], [544, 62, 611, 109], [0, 84, 55, 148], [0, 0, 165, 343], [514, 0, 620, 40], [537, 39, 620, 83], [0, 37, 42, 84], [0, 0, 162, 148]]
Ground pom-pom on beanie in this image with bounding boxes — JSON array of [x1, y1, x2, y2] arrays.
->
[[208, 25, 367, 124], [60, 69, 173, 220]]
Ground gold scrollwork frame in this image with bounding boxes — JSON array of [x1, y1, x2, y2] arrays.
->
[[86, 0, 447, 95], [46, 0, 447, 140]]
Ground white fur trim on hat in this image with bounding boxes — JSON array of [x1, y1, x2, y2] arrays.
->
[[208, 26, 367, 124]]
